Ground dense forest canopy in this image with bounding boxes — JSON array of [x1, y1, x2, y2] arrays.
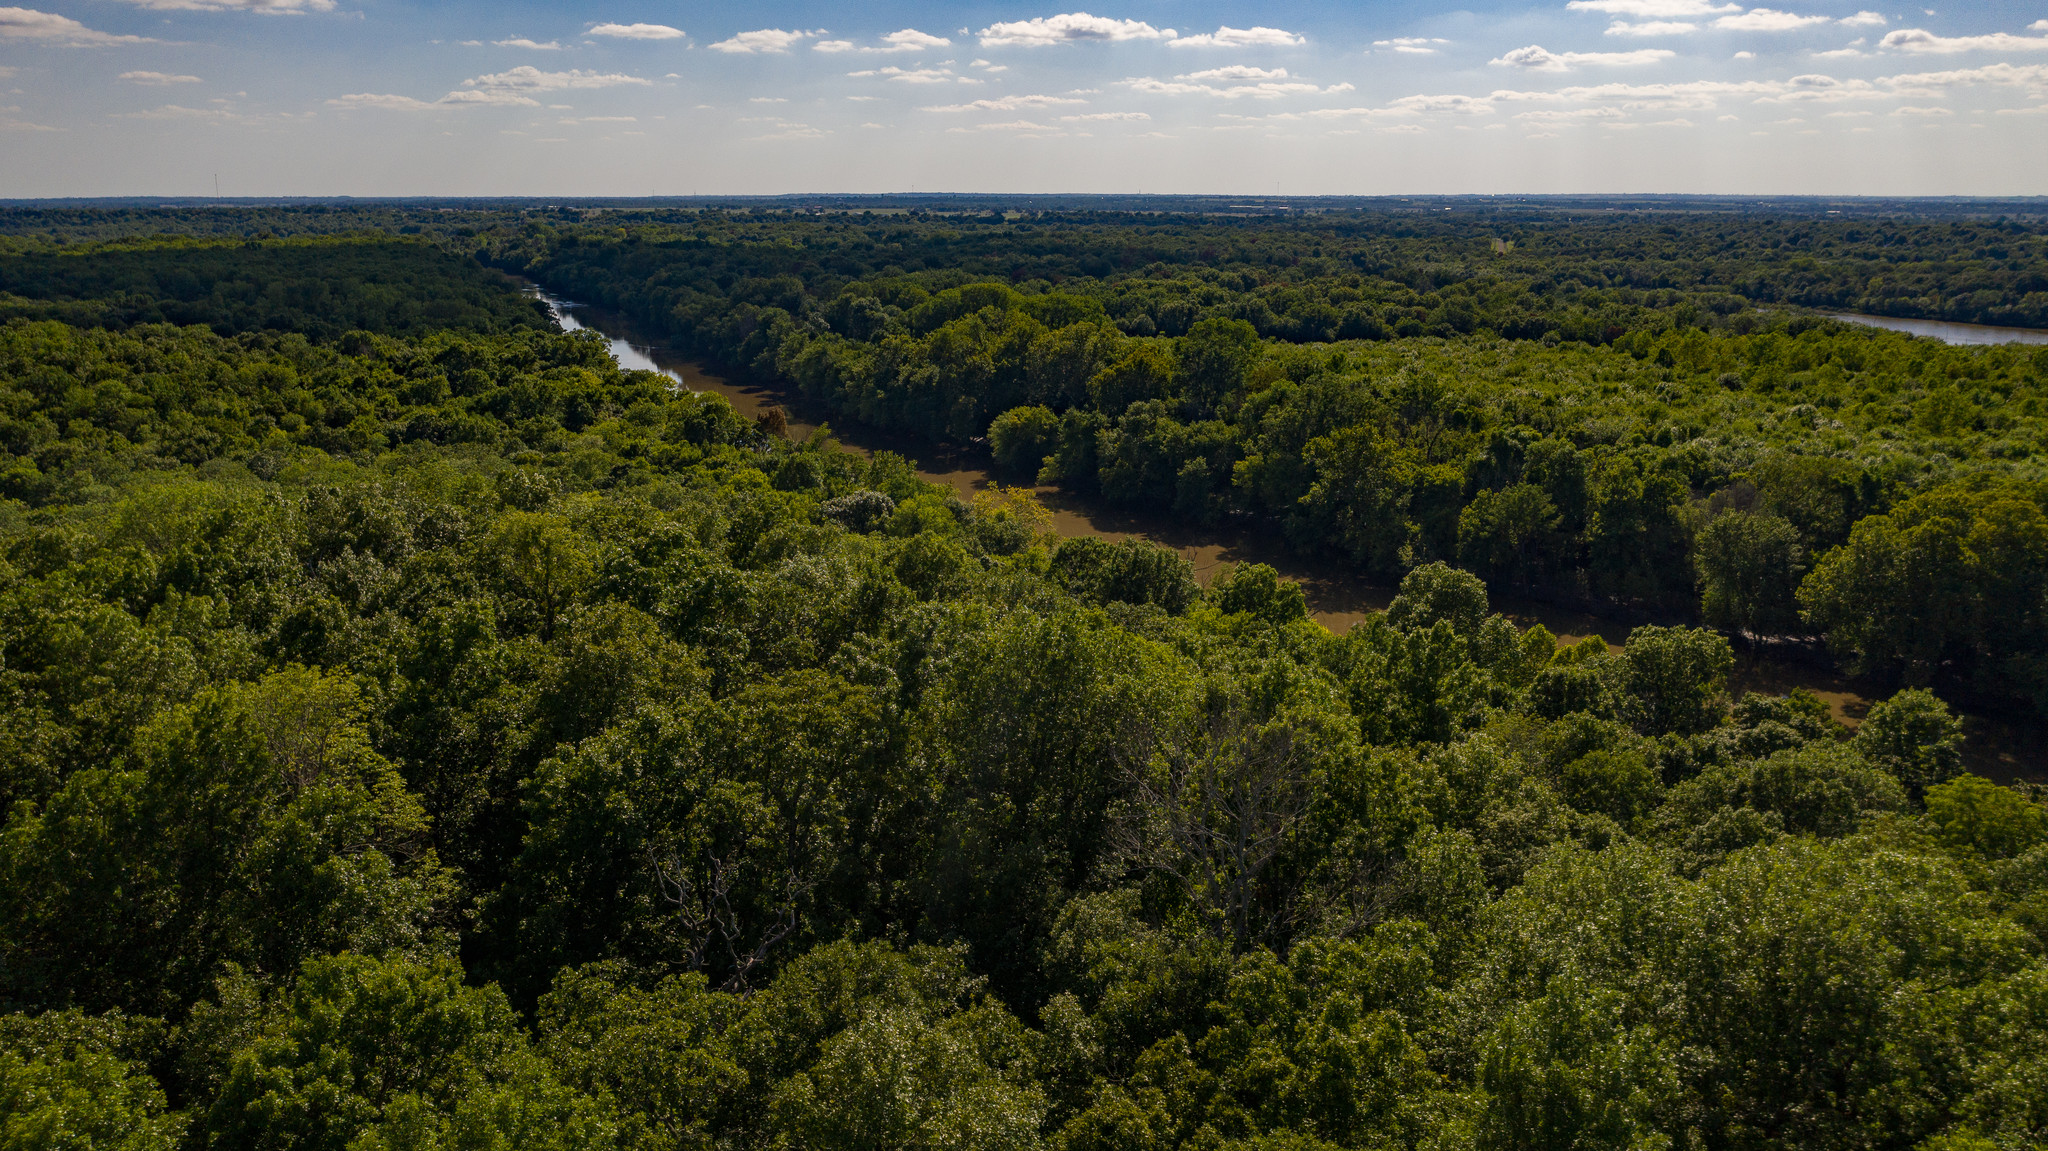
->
[[0, 209, 2046, 1151]]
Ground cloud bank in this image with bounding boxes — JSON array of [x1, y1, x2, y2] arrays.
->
[[588, 23, 684, 40], [978, 13, 1173, 47]]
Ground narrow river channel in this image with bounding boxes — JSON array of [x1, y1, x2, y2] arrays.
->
[[1825, 314, 2048, 346], [533, 288, 2047, 780]]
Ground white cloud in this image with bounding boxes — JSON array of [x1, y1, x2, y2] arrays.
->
[[495, 38, 560, 50], [878, 28, 950, 52], [437, 89, 542, 106], [1565, 0, 1738, 15], [1493, 77, 1787, 107], [111, 0, 331, 11], [1606, 21, 1697, 35], [1879, 27, 2048, 54], [2034, 20, 2048, 33], [1516, 106, 1630, 122], [0, 7, 152, 45], [328, 92, 437, 110], [1491, 44, 1677, 70], [1891, 104, 1953, 114], [120, 70, 201, 83], [1392, 93, 1498, 114], [114, 103, 243, 119], [954, 118, 1061, 130], [1751, 72, 1882, 101], [587, 23, 684, 40], [1374, 37, 1450, 53], [709, 28, 809, 54], [1125, 76, 1351, 98], [1712, 9, 1831, 32], [921, 93, 1086, 110], [1169, 25, 1304, 48], [850, 65, 957, 83], [1291, 94, 1496, 120], [1464, 64, 2048, 113], [331, 67, 650, 111], [1881, 61, 2048, 95], [977, 13, 1174, 47], [1060, 110, 1148, 119], [1733, 50, 1755, 57], [817, 28, 951, 53], [1179, 65, 1289, 81], [1812, 47, 1867, 58], [1839, 11, 1886, 27], [463, 66, 650, 92]]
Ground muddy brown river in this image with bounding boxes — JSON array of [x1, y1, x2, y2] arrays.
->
[[537, 288, 2046, 782]]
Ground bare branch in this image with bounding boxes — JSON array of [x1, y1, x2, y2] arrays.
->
[[1116, 703, 1314, 950]]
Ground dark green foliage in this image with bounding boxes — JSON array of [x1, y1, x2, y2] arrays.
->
[[1050, 536, 1201, 614], [1924, 775, 2048, 861], [1561, 748, 1663, 827], [1802, 482, 2048, 705], [1618, 626, 1734, 738], [0, 668, 449, 1017], [1385, 561, 1489, 637], [989, 404, 1062, 476], [1695, 510, 1804, 638], [1853, 687, 1965, 791], [0, 1010, 183, 1151], [1458, 484, 1559, 586], [1210, 562, 1310, 625], [206, 953, 611, 1151]]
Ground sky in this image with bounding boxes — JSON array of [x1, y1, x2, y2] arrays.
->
[[2, 0, 2046, 197]]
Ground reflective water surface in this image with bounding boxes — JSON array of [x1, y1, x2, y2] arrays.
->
[[1826, 314, 2048, 346]]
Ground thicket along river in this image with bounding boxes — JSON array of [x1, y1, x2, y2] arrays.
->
[[534, 288, 2047, 780]]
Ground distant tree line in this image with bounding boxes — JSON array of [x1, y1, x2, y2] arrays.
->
[[0, 236, 549, 339]]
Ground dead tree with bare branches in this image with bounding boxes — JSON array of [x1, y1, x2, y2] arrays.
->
[[1116, 704, 1316, 951], [649, 844, 812, 994]]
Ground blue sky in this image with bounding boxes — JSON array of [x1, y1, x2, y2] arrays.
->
[[3, 0, 2046, 196]]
